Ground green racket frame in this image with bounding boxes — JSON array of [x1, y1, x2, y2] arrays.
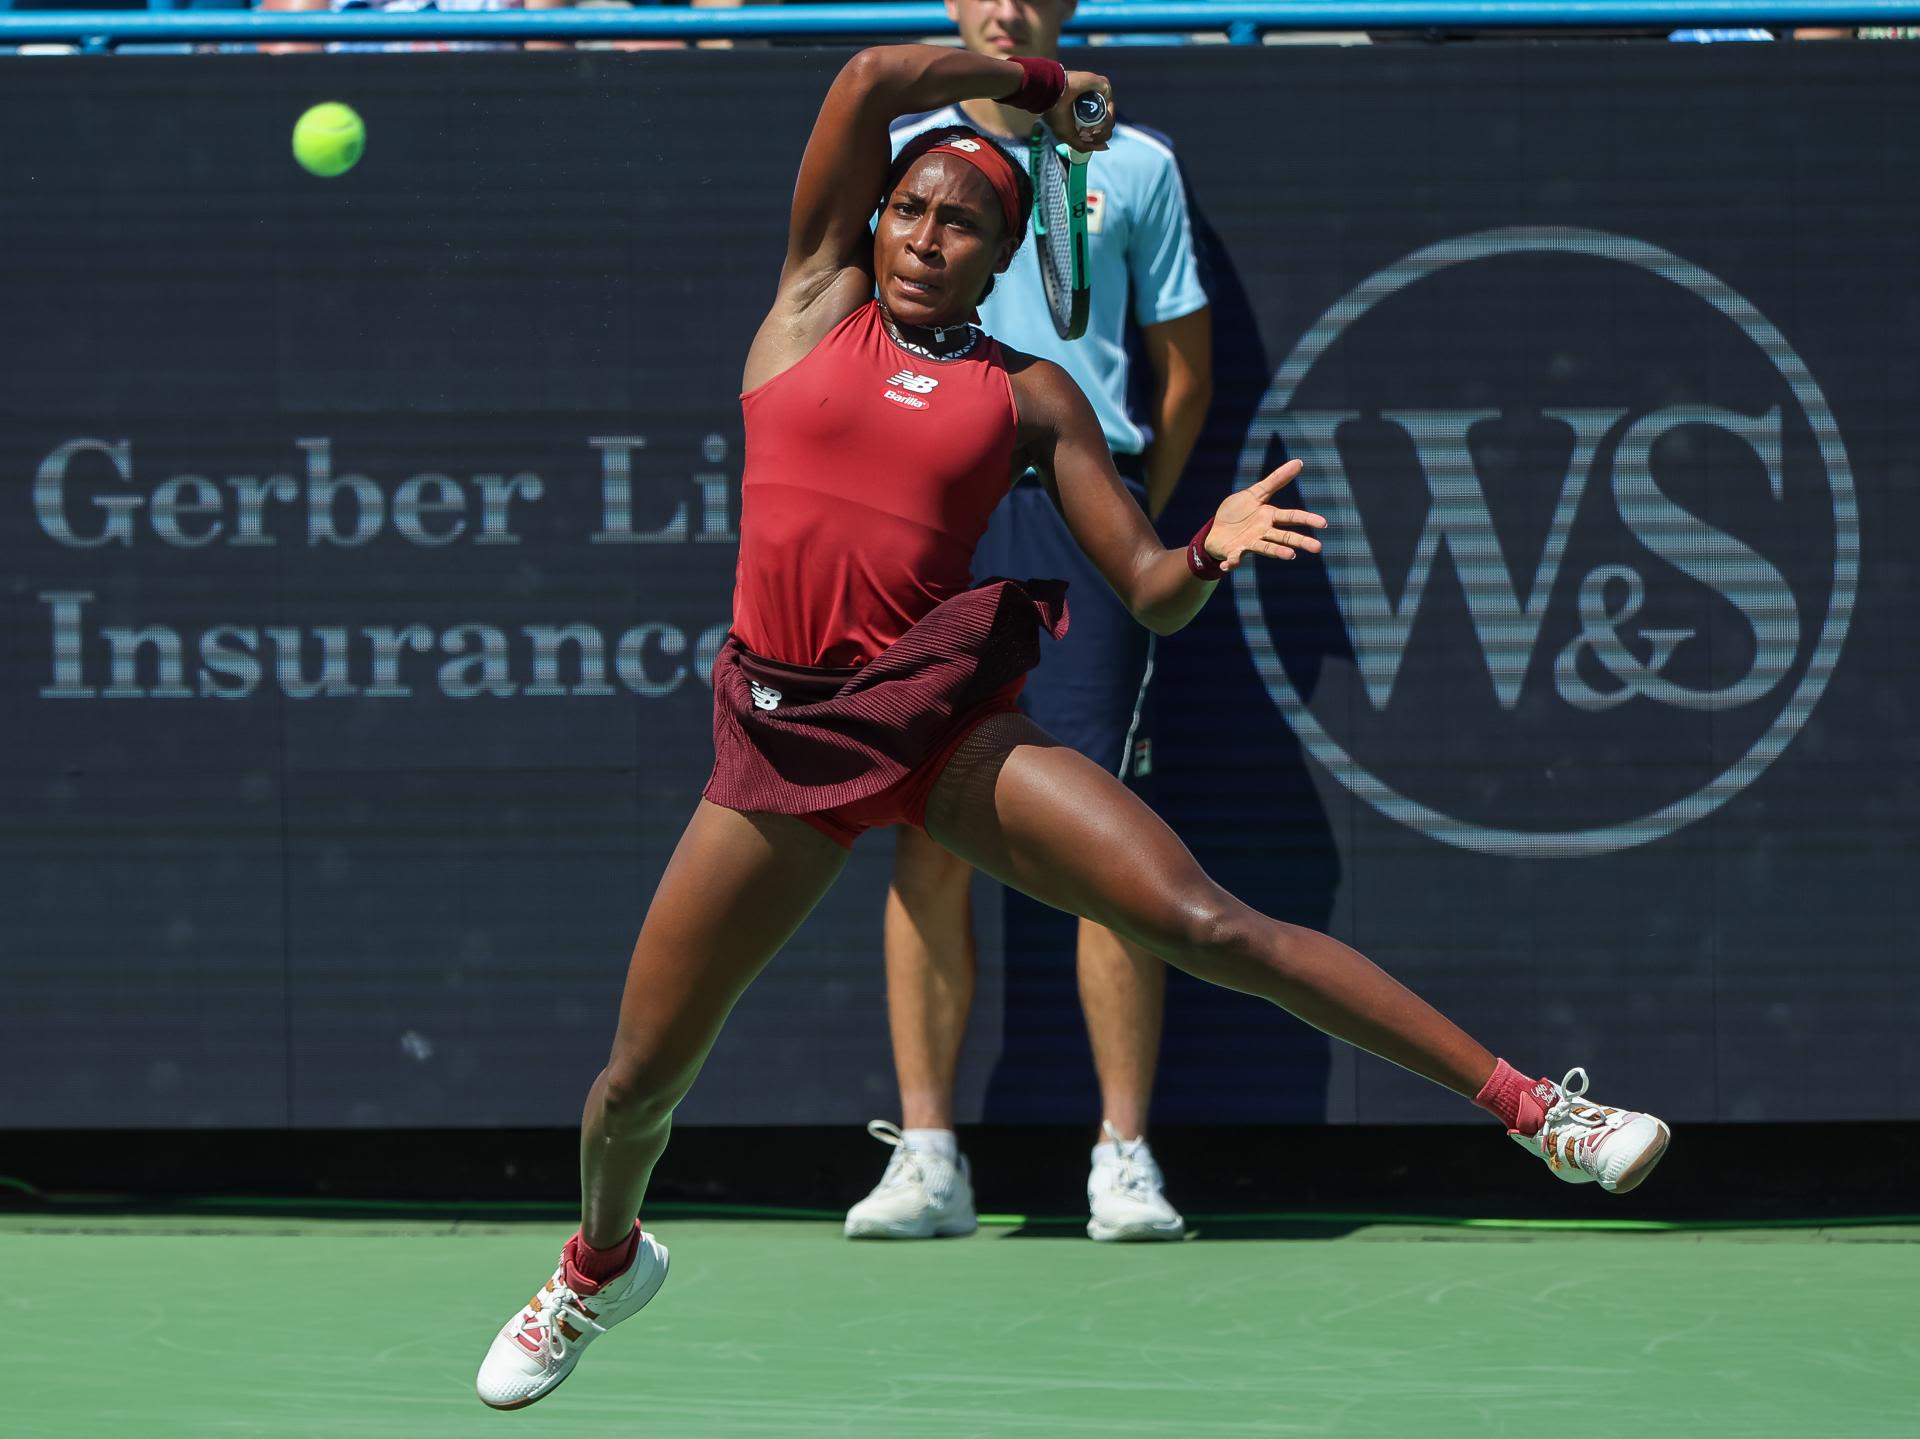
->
[[1028, 127, 1092, 341]]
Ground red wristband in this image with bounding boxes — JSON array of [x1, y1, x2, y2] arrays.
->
[[1186, 518, 1226, 581], [1004, 56, 1067, 114]]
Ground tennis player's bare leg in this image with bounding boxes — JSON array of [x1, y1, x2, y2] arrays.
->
[[926, 715, 1670, 1200], [925, 716, 1497, 1097], [886, 824, 977, 1132], [579, 801, 849, 1246], [479, 801, 849, 1409]]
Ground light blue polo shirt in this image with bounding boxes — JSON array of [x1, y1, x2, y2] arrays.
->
[[890, 108, 1208, 457]]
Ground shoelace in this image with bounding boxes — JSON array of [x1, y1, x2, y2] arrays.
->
[[1541, 1068, 1623, 1169], [512, 1276, 609, 1362], [866, 1119, 933, 1193], [1100, 1120, 1159, 1198]]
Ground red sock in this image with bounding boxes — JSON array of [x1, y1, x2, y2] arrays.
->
[[563, 1221, 641, 1295], [1473, 1059, 1557, 1135]]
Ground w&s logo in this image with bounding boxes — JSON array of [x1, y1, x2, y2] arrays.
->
[[1235, 228, 1858, 858]]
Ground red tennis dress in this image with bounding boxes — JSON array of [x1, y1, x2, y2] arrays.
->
[[704, 301, 1069, 846]]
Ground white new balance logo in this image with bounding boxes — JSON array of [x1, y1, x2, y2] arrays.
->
[[749, 681, 782, 712], [886, 370, 939, 394]]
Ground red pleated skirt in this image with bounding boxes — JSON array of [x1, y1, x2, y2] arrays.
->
[[704, 579, 1069, 847]]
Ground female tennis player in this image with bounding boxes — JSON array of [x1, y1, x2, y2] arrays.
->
[[476, 46, 1671, 1410]]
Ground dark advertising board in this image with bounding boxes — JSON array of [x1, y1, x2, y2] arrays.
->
[[1, 43, 1913, 1127]]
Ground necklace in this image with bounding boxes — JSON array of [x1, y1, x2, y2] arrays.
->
[[880, 310, 982, 363]]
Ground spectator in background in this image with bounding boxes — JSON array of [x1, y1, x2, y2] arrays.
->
[[1673, 25, 1920, 43], [844, 0, 1213, 1246], [254, 0, 771, 53], [257, 0, 576, 54], [1667, 26, 1773, 42], [1795, 24, 1920, 38]]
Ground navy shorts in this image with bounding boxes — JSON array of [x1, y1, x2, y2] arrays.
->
[[970, 459, 1156, 795]]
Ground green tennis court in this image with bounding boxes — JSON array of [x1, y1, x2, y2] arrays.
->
[[10, 1211, 1916, 1438]]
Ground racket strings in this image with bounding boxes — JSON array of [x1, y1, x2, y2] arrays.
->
[[1033, 152, 1076, 319]]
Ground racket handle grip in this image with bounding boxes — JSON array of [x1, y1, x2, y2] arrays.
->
[[1064, 92, 1108, 166], [1072, 92, 1109, 128]]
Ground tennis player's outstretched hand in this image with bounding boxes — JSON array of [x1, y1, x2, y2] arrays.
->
[[1206, 459, 1326, 570], [1045, 70, 1116, 153]]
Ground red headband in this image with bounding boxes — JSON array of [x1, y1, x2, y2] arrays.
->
[[922, 138, 1024, 245]]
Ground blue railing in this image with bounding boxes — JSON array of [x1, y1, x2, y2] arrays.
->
[[0, 2, 1911, 51]]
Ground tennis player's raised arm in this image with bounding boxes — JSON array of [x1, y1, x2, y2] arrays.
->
[[1013, 360, 1323, 636], [780, 47, 1032, 289]]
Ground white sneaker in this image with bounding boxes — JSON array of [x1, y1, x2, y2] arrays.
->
[[1087, 1122, 1186, 1242], [475, 1230, 669, 1410], [1510, 1068, 1671, 1194], [843, 1120, 978, 1239]]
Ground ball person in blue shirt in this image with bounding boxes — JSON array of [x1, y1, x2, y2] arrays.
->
[[847, 0, 1213, 1243]]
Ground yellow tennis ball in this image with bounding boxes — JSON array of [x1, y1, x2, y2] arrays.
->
[[292, 102, 365, 179]]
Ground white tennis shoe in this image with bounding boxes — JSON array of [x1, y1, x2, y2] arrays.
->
[[1087, 1122, 1186, 1242], [475, 1229, 669, 1410], [1511, 1068, 1671, 1194], [843, 1120, 978, 1239]]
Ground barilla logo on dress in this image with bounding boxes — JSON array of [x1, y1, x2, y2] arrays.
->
[[749, 681, 783, 711], [884, 369, 939, 409]]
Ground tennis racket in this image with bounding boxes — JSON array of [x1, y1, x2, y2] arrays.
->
[[1029, 91, 1108, 341]]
